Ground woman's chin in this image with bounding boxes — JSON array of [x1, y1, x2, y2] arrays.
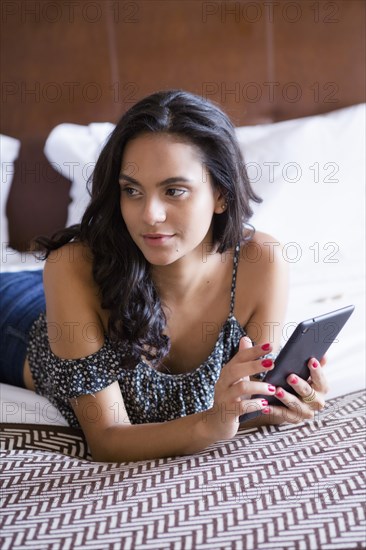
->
[[141, 249, 181, 266]]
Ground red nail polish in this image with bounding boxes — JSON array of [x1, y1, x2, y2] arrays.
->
[[261, 343, 271, 351], [290, 376, 298, 384], [268, 385, 276, 392], [312, 361, 318, 368], [275, 389, 284, 398], [261, 399, 268, 406], [263, 407, 270, 414], [261, 359, 273, 368]]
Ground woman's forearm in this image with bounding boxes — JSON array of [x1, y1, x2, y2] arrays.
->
[[93, 409, 218, 462]]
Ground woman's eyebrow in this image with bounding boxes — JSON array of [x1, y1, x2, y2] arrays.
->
[[118, 174, 193, 187]]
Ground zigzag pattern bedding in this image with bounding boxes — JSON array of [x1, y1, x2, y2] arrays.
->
[[1, 390, 365, 549]]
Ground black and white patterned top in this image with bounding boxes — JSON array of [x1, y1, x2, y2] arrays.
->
[[27, 242, 267, 428]]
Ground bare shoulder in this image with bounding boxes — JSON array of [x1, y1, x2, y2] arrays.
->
[[44, 241, 94, 279], [239, 230, 288, 276], [234, 230, 289, 337], [43, 241, 99, 298], [43, 241, 105, 358]]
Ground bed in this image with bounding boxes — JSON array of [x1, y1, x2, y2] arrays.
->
[[1, 1, 365, 548]]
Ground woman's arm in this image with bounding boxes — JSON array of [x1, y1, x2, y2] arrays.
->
[[69, 381, 216, 462], [71, 337, 281, 462]]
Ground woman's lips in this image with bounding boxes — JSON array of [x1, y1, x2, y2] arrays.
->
[[142, 234, 175, 246]]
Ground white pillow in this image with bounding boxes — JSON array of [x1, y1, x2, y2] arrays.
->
[[0, 383, 68, 425], [44, 123, 114, 226], [242, 104, 365, 306], [238, 103, 365, 269], [0, 134, 21, 247]]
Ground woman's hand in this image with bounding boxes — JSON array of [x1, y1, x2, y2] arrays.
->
[[203, 336, 278, 441], [242, 355, 329, 428]]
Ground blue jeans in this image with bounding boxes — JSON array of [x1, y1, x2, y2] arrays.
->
[[0, 270, 46, 388]]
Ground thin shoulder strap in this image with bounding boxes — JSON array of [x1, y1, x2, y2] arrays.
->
[[229, 241, 241, 316]]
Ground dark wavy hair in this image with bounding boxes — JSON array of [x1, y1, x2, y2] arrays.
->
[[33, 89, 262, 368]]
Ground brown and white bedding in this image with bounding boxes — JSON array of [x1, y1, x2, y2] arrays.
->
[[2, 390, 365, 549]]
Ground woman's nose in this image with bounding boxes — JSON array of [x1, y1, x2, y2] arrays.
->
[[141, 197, 167, 225]]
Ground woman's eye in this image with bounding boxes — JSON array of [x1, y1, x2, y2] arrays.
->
[[121, 187, 187, 198], [166, 188, 187, 197], [122, 187, 139, 196]]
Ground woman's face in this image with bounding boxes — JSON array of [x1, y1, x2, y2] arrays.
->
[[119, 133, 224, 266]]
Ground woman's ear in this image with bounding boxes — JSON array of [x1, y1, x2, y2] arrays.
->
[[213, 191, 227, 214]]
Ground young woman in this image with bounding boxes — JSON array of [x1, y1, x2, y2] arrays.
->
[[0, 90, 328, 462]]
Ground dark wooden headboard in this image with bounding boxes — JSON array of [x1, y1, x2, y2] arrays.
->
[[1, 0, 365, 251]]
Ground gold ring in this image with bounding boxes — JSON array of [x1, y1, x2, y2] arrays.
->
[[302, 387, 317, 403]]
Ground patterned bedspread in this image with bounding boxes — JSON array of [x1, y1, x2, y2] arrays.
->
[[1, 390, 365, 549]]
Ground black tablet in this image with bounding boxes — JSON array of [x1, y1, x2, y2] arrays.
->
[[240, 304, 355, 422]]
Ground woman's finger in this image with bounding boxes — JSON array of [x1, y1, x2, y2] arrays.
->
[[274, 385, 322, 417], [269, 403, 313, 424], [319, 354, 327, 367], [221, 352, 275, 386], [229, 380, 277, 401], [240, 405, 298, 427], [239, 397, 271, 417], [307, 358, 329, 393]]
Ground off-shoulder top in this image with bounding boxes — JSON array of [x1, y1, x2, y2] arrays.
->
[[26, 242, 271, 429]]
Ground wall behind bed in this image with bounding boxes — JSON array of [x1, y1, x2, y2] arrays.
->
[[1, 0, 365, 251]]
